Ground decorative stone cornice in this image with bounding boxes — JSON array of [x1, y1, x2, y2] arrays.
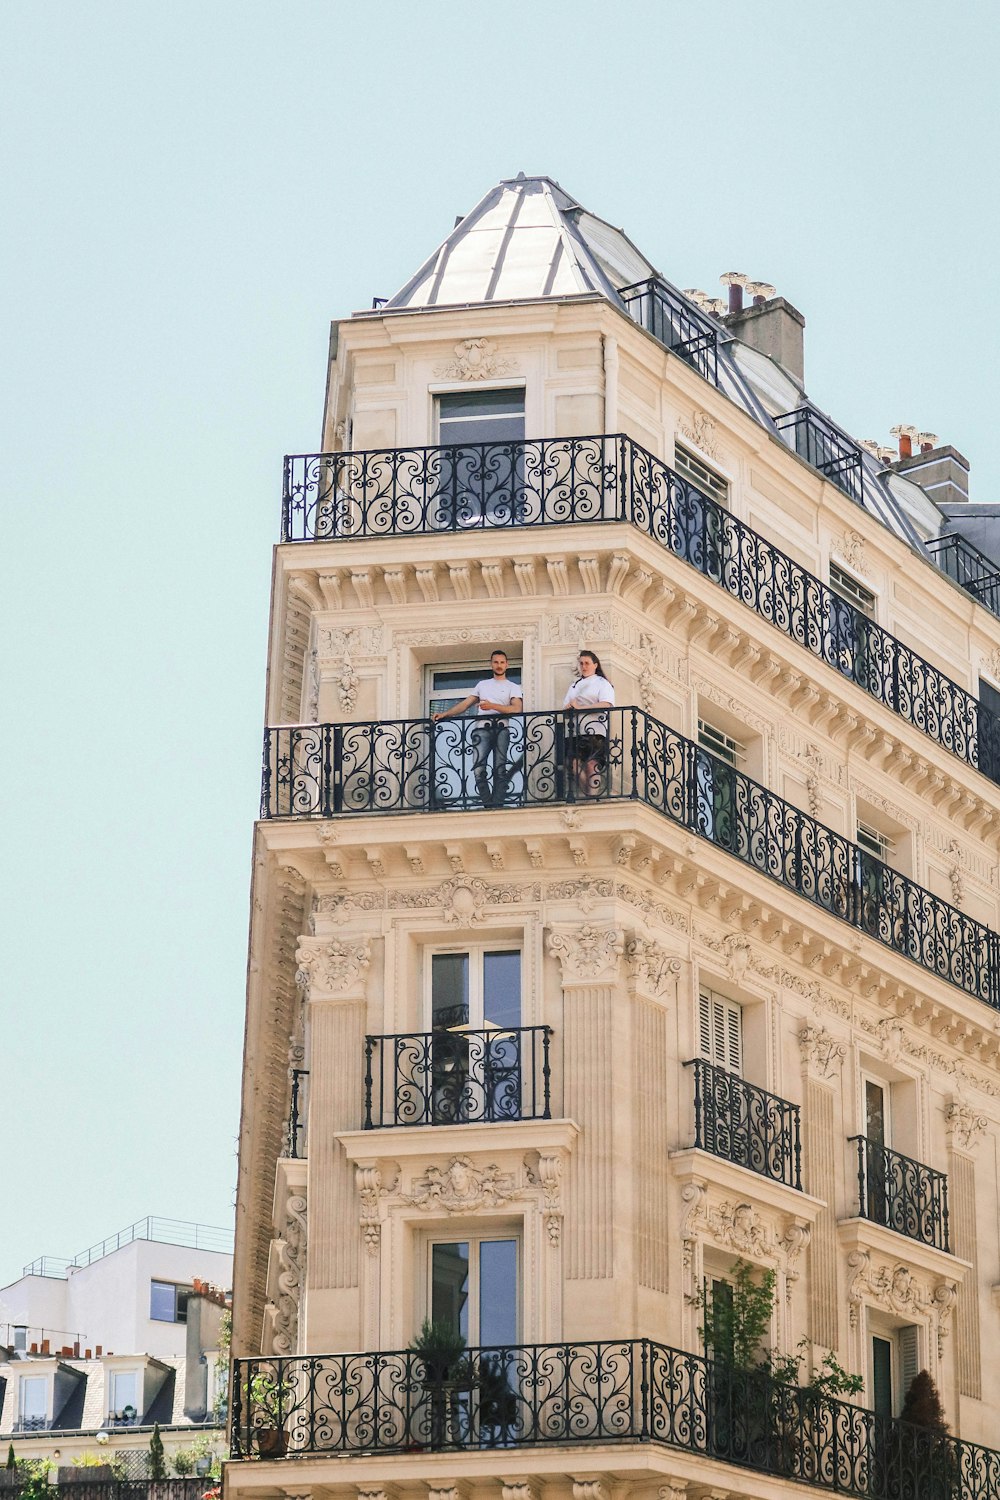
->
[[680, 1182, 811, 1282], [547, 924, 624, 984], [295, 937, 371, 999], [847, 1249, 957, 1354]]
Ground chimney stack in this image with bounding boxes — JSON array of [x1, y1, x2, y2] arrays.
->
[[919, 431, 939, 454], [720, 272, 748, 314], [722, 278, 806, 385], [40, 1339, 50, 1355], [95, 1345, 103, 1357], [890, 424, 919, 460]]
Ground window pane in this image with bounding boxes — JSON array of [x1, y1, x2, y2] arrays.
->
[[479, 1240, 517, 1345], [432, 953, 469, 1028], [20, 1377, 47, 1418], [483, 951, 521, 1028], [865, 1081, 886, 1146], [438, 391, 525, 447], [110, 1371, 138, 1414], [175, 1288, 190, 1324], [150, 1280, 176, 1321], [438, 391, 524, 419], [432, 1242, 470, 1342]]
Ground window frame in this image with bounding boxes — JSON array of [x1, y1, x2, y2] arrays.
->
[[18, 1374, 48, 1424], [149, 1279, 192, 1324], [420, 1227, 522, 1347], [425, 658, 523, 719], [829, 560, 877, 619], [424, 943, 523, 1031], [674, 440, 729, 508], [435, 388, 526, 447]]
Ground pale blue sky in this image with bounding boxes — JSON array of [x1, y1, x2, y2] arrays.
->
[[2, 0, 998, 1287]]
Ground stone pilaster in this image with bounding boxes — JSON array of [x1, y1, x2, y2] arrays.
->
[[799, 1023, 845, 1349], [946, 1098, 989, 1398]]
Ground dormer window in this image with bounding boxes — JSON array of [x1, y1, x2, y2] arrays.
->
[[108, 1369, 141, 1426], [17, 1374, 48, 1432]]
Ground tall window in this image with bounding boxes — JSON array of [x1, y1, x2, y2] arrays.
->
[[426, 660, 522, 718], [433, 391, 526, 529], [826, 562, 876, 686], [428, 949, 522, 1125], [108, 1370, 140, 1423], [429, 1236, 518, 1346], [871, 1326, 918, 1417], [698, 989, 743, 1075], [695, 719, 744, 846], [18, 1375, 47, 1430], [979, 676, 1000, 785]]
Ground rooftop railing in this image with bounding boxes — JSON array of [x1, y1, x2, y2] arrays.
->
[[774, 407, 865, 508], [263, 708, 1000, 1015], [278, 432, 1000, 795], [24, 1218, 235, 1278], [619, 278, 720, 385], [230, 1341, 1000, 1497], [926, 533, 1000, 619]]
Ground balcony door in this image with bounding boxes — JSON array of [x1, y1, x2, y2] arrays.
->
[[429, 950, 522, 1123], [864, 1077, 890, 1225], [426, 662, 524, 809], [18, 1375, 47, 1432], [430, 1236, 518, 1347], [871, 1325, 918, 1418], [434, 391, 525, 528]]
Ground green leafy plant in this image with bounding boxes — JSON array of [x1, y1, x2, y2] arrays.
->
[[5, 1447, 14, 1472], [172, 1450, 194, 1478], [15, 1462, 52, 1500], [696, 1260, 777, 1370], [212, 1310, 231, 1425], [148, 1423, 166, 1481], [408, 1320, 468, 1384], [71, 1455, 114, 1469]]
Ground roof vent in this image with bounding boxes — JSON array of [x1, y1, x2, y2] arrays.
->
[[890, 424, 919, 459], [918, 431, 939, 453], [720, 272, 748, 313], [683, 288, 710, 310], [746, 280, 777, 307]]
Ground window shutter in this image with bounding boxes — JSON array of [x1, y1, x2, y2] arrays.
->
[[699, 992, 713, 1059], [699, 990, 743, 1074], [898, 1325, 920, 1405]]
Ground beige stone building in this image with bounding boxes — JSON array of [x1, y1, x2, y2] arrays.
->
[[228, 176, 1000, 1500]]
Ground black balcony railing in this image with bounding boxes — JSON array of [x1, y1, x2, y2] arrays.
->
[[364, 1026, 551, 1129], [687, 1058, 802, 1190], [263, 707, 1000, 1014], [926, 533, 1000, 619], [851, 1137, 950, 1252], [230, 1341, 1000, 1498], [619, 278, 720, 385], [774, 408, 865, 507], [44, 1483, 211, 1500], [13, 1416, 47, 1432], [278, 432, 1000, 794], [284, 1068, 309, 1158]]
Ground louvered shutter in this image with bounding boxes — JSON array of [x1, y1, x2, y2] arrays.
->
[[898, 1326, 920, 1406], [699, 990, 743, 1075]]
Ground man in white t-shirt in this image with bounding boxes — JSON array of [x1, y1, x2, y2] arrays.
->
[[432, 651, 523, 806]]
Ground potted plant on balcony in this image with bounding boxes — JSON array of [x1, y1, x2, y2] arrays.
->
[[408, 1320, 470, 1449], [471, 1351, 519, 1442], [882, 1370, 958, 1500], [247, 1368, 296, 1459]]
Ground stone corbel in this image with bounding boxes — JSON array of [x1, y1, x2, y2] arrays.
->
[[524, 1150, 564, 1246], [355, 1160, 399, 1257], [944, 1097, 989, 1156], [798, 1022, 846, 1083], [625, 935, 682, 1001]]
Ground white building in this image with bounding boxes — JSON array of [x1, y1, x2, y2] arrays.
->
[[1, 1217, 232, 1467]]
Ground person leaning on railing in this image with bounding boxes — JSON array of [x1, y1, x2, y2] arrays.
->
[[431, 650, 523, 808], [563, 651, 615, 797]]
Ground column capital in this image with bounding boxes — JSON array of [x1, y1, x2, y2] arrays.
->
[[547, 924, 624, 986], [296, 936, 371, 1001]]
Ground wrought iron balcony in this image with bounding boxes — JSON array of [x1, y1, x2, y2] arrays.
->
[[230, 1341, 1000, 1497], [284, 1067, 309, 1158], [279, 432, 1000, 793], [263, 707, 1000, 1014], [926, 533, 1000, 620], [686, 1058, 802, 1190], [774, 407, 865, 507], [13, 1416, 48, 1432], [851, 1137, 950, 1252], [364, 1026, 551, 1129], [619, 278, 720, 385]]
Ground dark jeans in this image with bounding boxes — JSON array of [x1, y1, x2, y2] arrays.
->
[[472, 719, 511, 806]]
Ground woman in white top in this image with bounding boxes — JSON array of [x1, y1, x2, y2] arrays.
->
[[562, 650, 615, 797]]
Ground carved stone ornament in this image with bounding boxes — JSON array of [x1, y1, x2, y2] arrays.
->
[[296, 937, 371, 996], [395, 877, 537, 925], [798, 1023, 846, 1080], [945, 1098, 989, 1153], [356, 1162, 399, 1256], [571, 1482, 608, 1500], [678, 410, 719, 460], [402, 1156, 519, 1214], [625, 936, 682, 996], [848, 1251, 927, 1326], [267, 1192, 307, 1356], [833, 530, 871, 578], [681, 1184, 810, 1279], [524, 1150, 563, 1246], [984, 647, 1000, 684], [435, 338, 516, 381], [547, 925, 624, 983], [501, 1484, 538, 1500]]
